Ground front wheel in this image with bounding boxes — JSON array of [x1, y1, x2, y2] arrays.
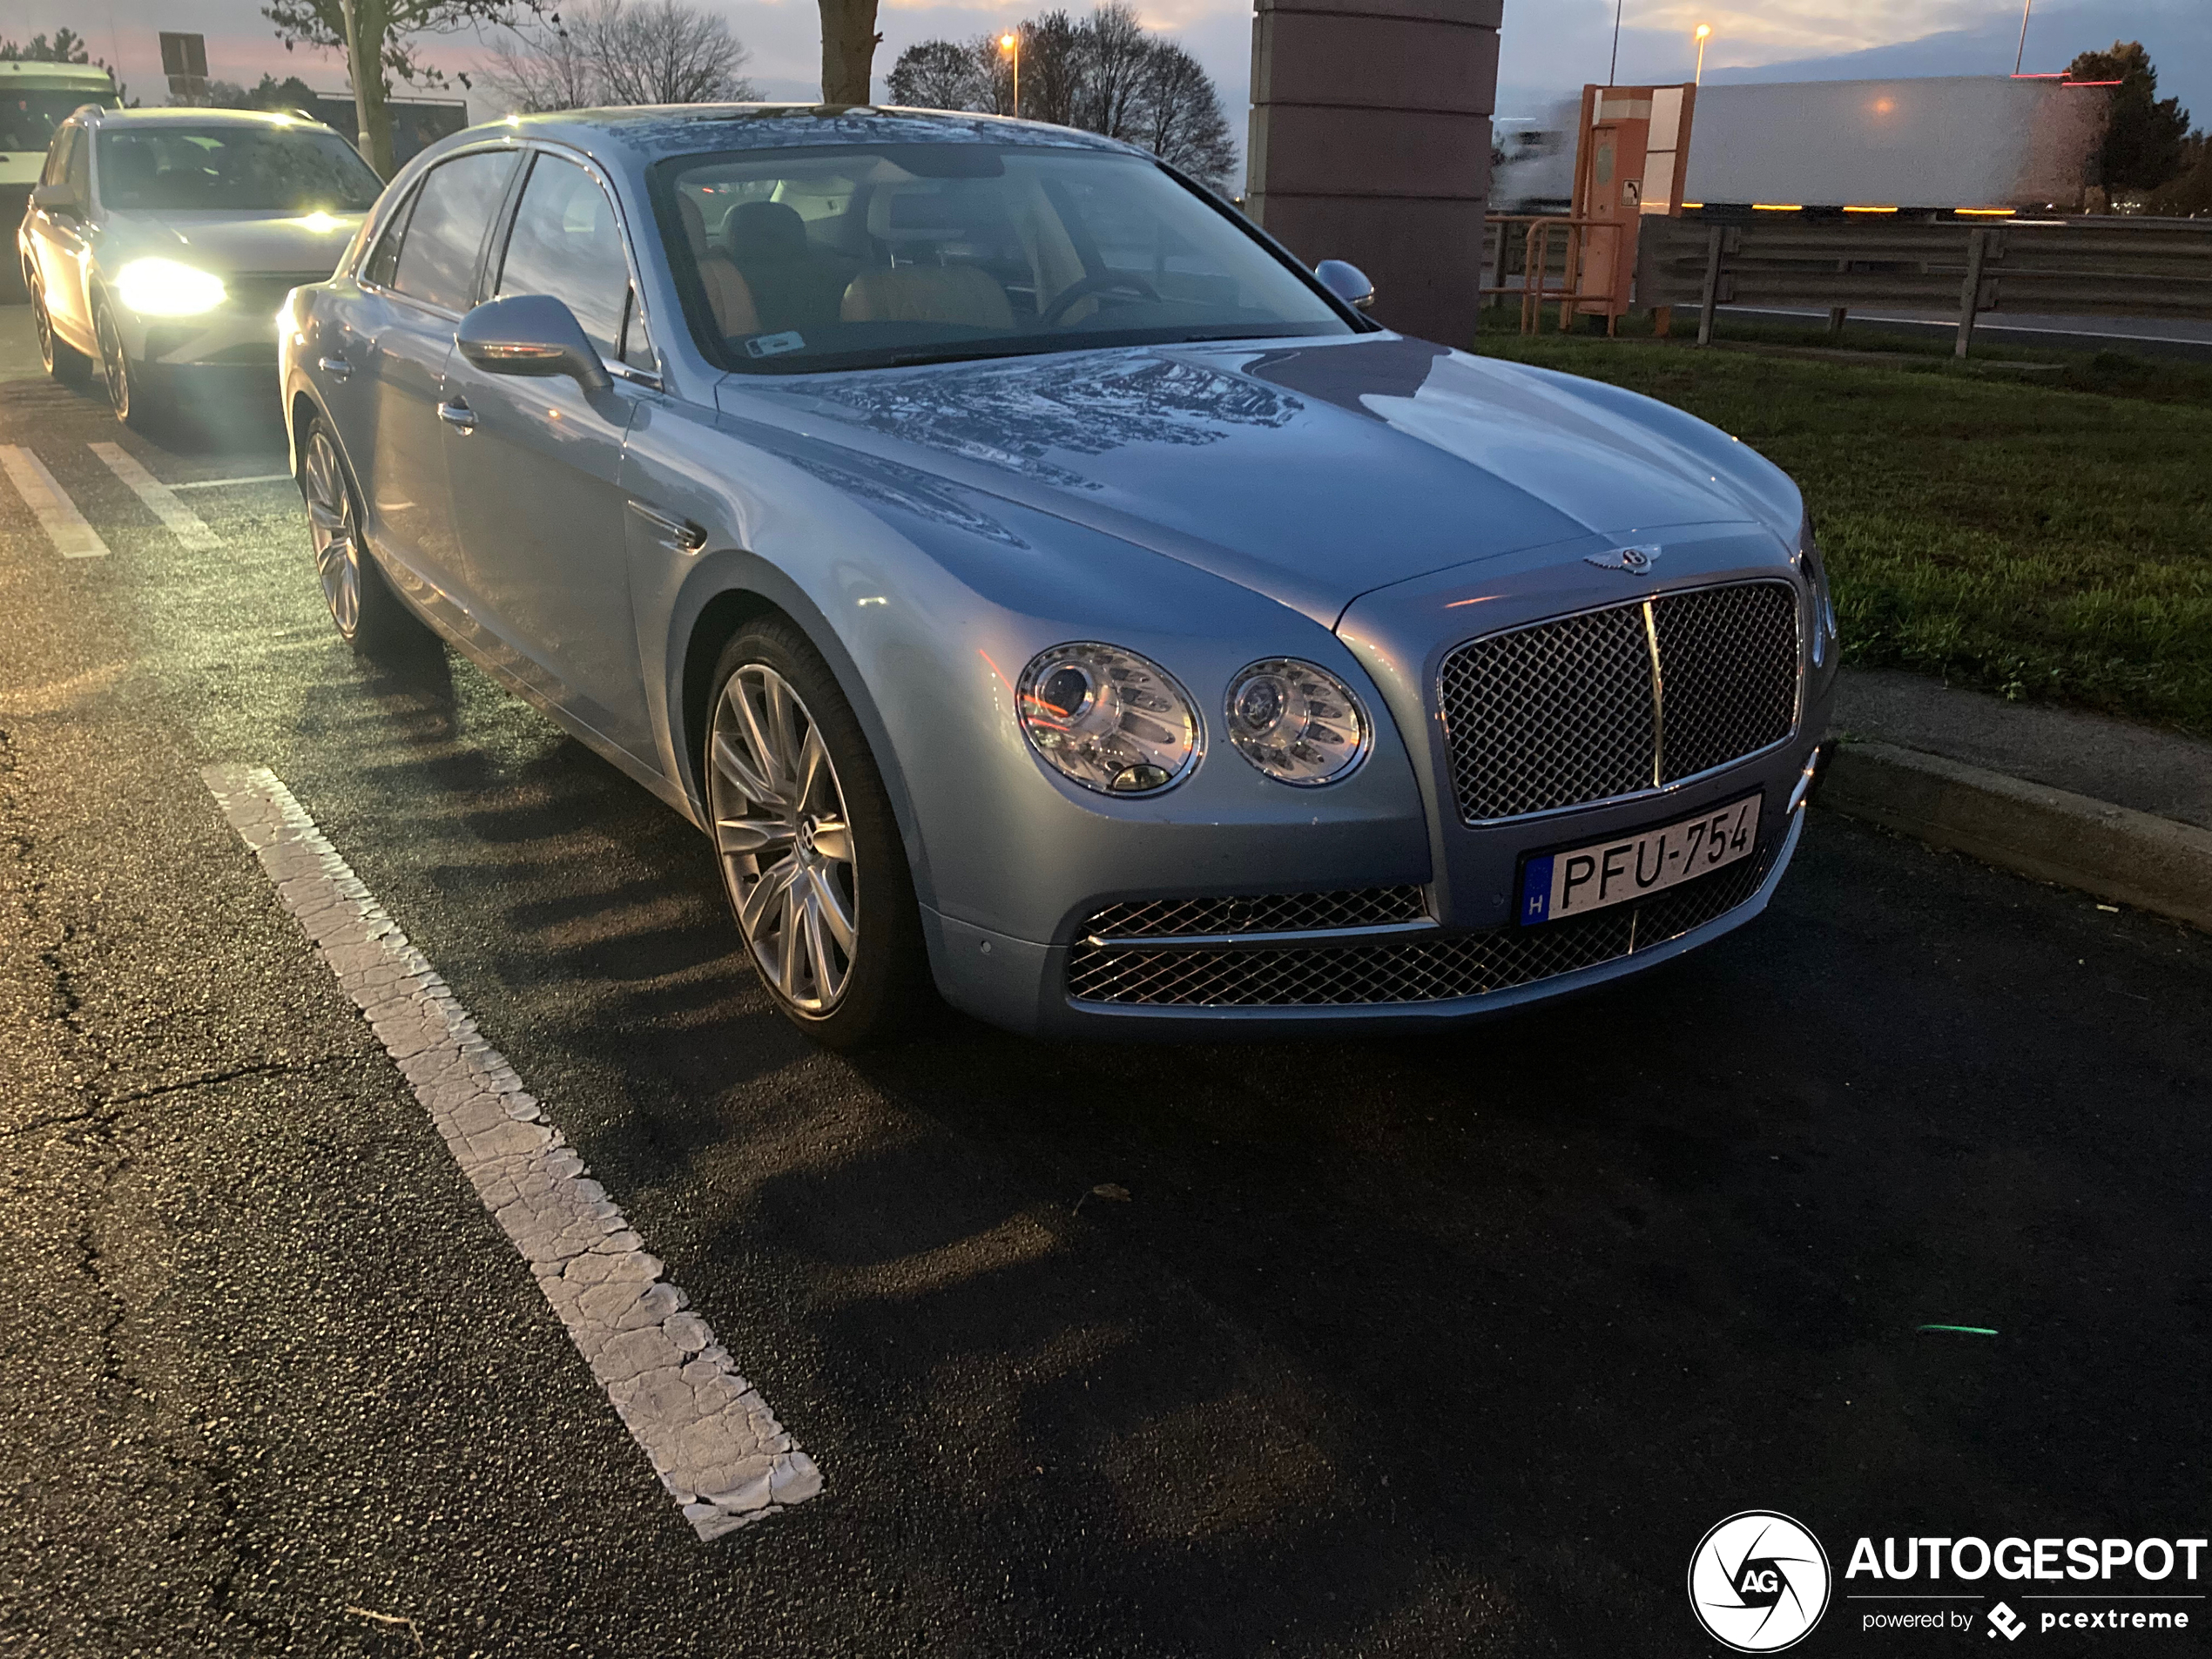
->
[[93, 298, 168, 431], [300, 416, 429, 655], [705, 622, 929, 1049]]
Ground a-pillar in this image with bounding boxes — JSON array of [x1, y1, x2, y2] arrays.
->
[[1245, 0, 1501, 347]]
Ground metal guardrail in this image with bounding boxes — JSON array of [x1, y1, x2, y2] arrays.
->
[[1631, 213, 2212, 354]]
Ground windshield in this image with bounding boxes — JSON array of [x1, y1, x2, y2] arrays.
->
[[652, 144, 1352, 374], [0, 89, 113, 154], [95, 125, 383, 212]]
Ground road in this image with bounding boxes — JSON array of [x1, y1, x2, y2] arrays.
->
[[3, 316, 2209, 1657]]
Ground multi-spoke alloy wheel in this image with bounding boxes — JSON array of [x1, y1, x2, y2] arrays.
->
[[304, 427, 361, 636], [710, 663, 860, 1015]]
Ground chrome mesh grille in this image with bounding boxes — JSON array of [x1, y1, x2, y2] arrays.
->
[[1067, 848, 1770, 1007], [1082, 887, 1428, 939], [1439, 580, 1799, 822], [1652, 584, 1802, 782]]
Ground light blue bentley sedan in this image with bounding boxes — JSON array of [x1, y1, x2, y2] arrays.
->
[[279, 105, 1836, 1047]]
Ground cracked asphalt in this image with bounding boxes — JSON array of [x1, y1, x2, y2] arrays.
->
[[1, 324, 2209, 1657]]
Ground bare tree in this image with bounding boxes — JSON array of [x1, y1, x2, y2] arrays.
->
[[476, 0, 754, 111], [476, 23, 596, 111], [580, 0, 755, 104], [1131, 40, 1233, 189], [885, 39, 982, 111], [883, 5, 1237, 188], [1075, 3, 1149, 139]]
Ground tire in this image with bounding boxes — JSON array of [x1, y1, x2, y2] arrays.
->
[[704, 620, 929, 1049], [92, 296, 170, 432], [31, 279, 92, 387], [299, 415, 430, 656]]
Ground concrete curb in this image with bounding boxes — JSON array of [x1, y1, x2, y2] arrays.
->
[[1821, 740, 2212, 933]]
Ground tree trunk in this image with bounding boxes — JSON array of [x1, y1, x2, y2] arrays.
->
[[816, 0, 881, 106], [341, 0, 396, 177]]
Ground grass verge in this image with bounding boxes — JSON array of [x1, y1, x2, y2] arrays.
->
[[1473, 324, 2212, 738]]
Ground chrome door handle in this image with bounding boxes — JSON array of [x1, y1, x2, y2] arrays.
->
[[437, 400, 477, 432], [317, 355, 351, 380], [625, 498, 707, 553]]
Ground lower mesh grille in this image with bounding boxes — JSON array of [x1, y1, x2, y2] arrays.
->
[[1066, 850, 1770, 1007], [1082, 887, 1428, 939]]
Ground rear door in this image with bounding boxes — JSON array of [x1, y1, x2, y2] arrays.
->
[[349, 146, 520, 597], [440, 147, 657, 758], [25, 125, 91, 344]]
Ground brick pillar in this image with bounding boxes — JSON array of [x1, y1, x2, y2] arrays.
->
[[1246, 0, 1501, 347]]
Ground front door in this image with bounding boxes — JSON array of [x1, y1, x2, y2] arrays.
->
[[441, 149, 655, 759]]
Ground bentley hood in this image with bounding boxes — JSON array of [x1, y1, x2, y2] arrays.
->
[[723, 333, 1804, 626]]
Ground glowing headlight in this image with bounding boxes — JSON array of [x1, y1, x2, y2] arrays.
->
[[114, 258, 227, 317], [1224, 658, 1370, 786], [1017, 642, 1199, 796]]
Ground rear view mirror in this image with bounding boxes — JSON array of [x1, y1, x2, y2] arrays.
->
[[455, 293, 611, 394], [31, 181, 82, 219], [1314, 259, 1376, 311]]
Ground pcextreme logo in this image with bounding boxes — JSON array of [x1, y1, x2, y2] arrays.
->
[[1689, 1511, 1833, 1652]]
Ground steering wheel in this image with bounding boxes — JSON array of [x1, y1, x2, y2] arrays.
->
[[1041, 273, 1160, 326]]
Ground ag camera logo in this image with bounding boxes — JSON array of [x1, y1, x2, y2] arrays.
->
[[1689, 1511, 1832, 1652]]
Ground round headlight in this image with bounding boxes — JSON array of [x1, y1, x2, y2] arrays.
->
[[1224, 658, 1370, 786], [1017, 642, 1199, 796]]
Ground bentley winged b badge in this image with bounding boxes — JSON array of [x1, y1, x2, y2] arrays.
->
[[1586, 544, 1662, 574]]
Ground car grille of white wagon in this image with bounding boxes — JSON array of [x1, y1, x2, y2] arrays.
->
[[1065, 851, 1770, 1008], [1439, 580, 1800, 823]]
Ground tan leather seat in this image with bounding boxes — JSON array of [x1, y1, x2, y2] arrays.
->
[[840, 265, 1016, 330], [678, 192, 760, 338]]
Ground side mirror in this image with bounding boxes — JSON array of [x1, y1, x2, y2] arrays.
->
[[455, 293, 611, 394], [31, 180, 82, 219], [1314, 259, 1375, 312]]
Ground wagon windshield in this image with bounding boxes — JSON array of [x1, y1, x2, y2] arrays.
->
[[651, 143, 1352, 374], [95, 124, 384, 212]]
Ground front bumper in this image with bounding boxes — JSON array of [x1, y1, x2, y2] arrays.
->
[[926, 722, 1830, 1039]]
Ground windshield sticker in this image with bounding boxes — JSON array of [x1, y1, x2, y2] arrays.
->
[[745, 332, 806, 359]]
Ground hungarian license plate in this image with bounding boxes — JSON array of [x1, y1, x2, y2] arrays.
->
[[1519, 793, 1761, 926]]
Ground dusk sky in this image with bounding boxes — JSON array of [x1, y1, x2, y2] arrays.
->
[[8, 0, 2205, 170]]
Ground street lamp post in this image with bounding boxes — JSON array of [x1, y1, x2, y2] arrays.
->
[[2014, 0, 2033, 76], [1608, 0, 1623, 87], [1000, 31, 1020, 118], [1694, 23, 1711, 86]]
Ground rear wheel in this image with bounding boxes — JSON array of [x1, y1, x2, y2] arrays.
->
[[300, 416, 428, 655], [32, 280, 91, 387], [705, 621, 928, 1049]]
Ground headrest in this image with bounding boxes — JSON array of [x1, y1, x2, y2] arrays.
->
[[677, 192, 709, 257], [866, 185, 971, 243], [725, 199, 809, 266]]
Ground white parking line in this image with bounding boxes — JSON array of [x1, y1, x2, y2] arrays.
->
[[90, 442, 225, 552], [168, 472, 294, 491], [0, 445, 109, 559], [202, 764, 823, 1541]]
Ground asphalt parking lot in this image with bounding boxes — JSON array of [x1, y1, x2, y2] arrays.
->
[[3, 327, 2209, 1657]]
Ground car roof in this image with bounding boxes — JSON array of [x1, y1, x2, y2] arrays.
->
[[459, 104, 1141, 165], [0, 60, 115, 87], [78, 106, 341, 132]]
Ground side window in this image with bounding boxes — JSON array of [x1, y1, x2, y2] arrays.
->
[[390, 150, 519, 313], [41, 128, 75, 188], [494, 153, 631, 361], [362, 181, 417, 289], [64, 127, 91, 200]]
